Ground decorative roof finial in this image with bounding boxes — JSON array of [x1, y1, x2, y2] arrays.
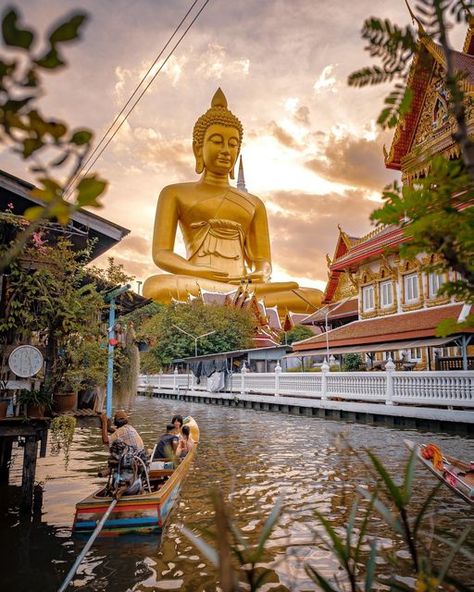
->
[[404, 0, 425, 34]]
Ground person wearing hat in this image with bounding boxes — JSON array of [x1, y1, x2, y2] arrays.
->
[[100, 409, 144, 450]]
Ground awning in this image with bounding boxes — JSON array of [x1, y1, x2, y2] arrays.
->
[[284, 336, 456, 358]]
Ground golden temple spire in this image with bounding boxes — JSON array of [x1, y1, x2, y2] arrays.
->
[[404, 0, 426, 35]]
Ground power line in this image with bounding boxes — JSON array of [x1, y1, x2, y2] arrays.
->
[[65, 0, 210, 198]]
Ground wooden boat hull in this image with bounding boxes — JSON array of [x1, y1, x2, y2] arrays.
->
[[73, 440, 197, 536], [405, 439, 474, 506]]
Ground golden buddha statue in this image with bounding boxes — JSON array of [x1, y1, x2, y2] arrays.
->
[[143, 88, 322, 313]]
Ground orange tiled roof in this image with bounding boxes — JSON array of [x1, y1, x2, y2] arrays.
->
[[330, 225, 404, 270], [292, 303, 470, 352], [303, 298, 359, 323]]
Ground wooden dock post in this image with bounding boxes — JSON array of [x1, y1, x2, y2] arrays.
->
[[21, 435, 38, 510], [0, 438, 13, 485]]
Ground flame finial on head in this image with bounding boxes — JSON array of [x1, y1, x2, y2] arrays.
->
[[211, 87, 228, 109]]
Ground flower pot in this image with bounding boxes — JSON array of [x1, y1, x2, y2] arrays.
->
[[27, 404, 46, 418], [53, 392, 78, 413], [0, 400, 9, 419]]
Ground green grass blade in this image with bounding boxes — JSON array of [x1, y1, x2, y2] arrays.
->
[[255, 494, 284, 559], [413, 483, 442, 537], [181, 526, 219, 566], [305, 564, 339, 592], [366, 449, 404, 510], [315, 510, 350, 567], [438, 526, 472, 583], [355, 491, 376, 563], [358, 488, 403, 534], [402, 449, 416, 504], [364, 539, 377, 592], [346, 500, 359, 555]]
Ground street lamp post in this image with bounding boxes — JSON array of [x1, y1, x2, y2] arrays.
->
[[324, 296, 351, 362], [172, 325, 217, 357]]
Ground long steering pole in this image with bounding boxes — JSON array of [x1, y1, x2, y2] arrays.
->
[[58, 415, 113, 592], [57, 498, 118, 592]]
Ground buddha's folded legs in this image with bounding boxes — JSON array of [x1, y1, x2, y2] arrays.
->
[[143, 273, 322, 313]]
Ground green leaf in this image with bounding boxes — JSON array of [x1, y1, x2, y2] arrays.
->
[[23, 206, 45, 221], [34, 47, 65, 69], [2, 9, 34, 49], [76, 175, 107, 207], [71, 129, 93, 145], [49, 13, 87, 43], [50, 152, 70, 167], [23, 138, 43, 158]]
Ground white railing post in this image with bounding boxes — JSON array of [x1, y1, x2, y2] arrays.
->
[[159, 369, 163, 390], [321, 359, 329, 400], [275, 362, 281, 396], [173, 367, 178, 393], [385, 356, 395, 405], [241, 362, 248, 395]]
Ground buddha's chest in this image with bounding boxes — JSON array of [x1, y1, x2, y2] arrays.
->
[[179, 193, 255, 229]]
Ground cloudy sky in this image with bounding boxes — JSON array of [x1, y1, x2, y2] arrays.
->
[[2, 1, 467, 293]]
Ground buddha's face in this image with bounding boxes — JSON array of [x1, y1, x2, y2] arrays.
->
[[201, 124, 240, 175]]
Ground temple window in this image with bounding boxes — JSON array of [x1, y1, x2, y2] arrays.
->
[[379, 280, 393, 308], [428, 272, 444, 298], [408, 347, 422, 362], [404, 273, 419, 302], [362, 285, 375, 312]]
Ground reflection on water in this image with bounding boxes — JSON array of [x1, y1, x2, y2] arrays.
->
[[1, 396, 473, 591]]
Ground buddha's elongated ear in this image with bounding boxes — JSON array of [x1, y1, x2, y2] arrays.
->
[[229, 165, 235, 180], [193, 141, 204, 174]]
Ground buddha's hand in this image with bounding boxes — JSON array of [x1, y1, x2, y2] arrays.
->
[[190, 265, 229, 281], [228, 270, 266, 284]]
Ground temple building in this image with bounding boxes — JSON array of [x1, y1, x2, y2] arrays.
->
[[292, 19, 474, 371]]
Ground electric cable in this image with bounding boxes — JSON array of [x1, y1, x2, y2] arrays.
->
[[65, 0, 210, 198]]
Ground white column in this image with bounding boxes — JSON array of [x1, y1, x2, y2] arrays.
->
[[321, 359, 329, 400], [241, 362, 248, 396], [275, 362, 282, 396], [385, 356, 395, 405], [173, 367, 178, 393]]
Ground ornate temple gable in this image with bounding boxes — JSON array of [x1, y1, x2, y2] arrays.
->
[[323, 226, 360, 303], [385, 25, 474, 178], [332, 272, 358, 302]]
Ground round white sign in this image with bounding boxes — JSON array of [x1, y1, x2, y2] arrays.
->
[[8, 345, 44, 378]]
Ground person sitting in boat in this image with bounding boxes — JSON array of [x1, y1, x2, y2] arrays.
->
[[176, 425, 195, 458], [101, 409, 144, 450], [153, 423, 179, 460], [171, 414, 184, 437]]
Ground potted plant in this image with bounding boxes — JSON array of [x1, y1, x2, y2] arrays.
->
[[18, 384, 53, 418], [53, 368, 82, 413]]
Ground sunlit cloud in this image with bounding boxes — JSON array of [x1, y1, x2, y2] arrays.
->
[[196, 43, 250, 79], [313, 64, 338, 94]]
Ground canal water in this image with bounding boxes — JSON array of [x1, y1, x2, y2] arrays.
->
[[1, 395, 473, 592]]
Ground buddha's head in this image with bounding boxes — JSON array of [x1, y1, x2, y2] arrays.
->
[[193, 88, 243, 179]]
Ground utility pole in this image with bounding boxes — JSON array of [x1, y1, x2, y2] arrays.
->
[[172, 325, 216, 357]]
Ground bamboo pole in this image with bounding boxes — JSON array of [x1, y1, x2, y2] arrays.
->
[[57, 498, 118, 592]]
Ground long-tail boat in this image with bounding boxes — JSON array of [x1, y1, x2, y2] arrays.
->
[[73, 417, 199, 536], [405, 439, 474, 506]]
